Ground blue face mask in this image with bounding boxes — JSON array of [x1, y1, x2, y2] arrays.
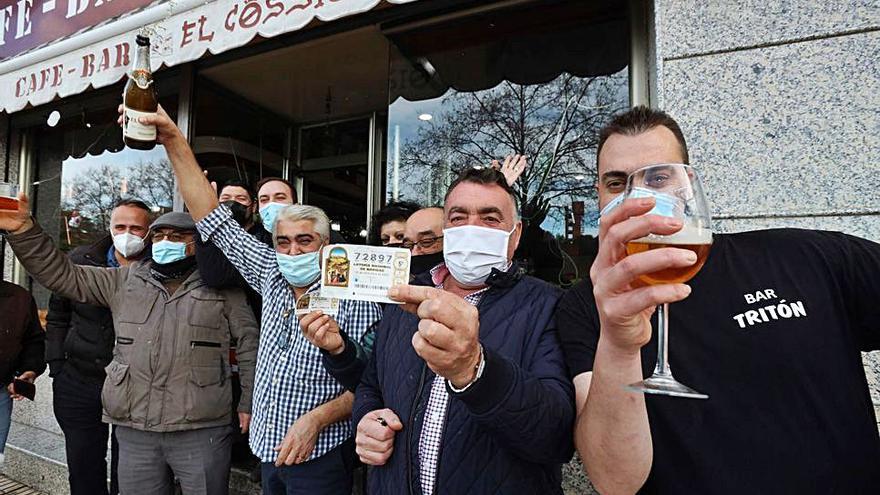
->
[[276, 251, 321, 287], [599, 187, 678, 221], [260, 203, 288, 232], [152, 240, 190, 265]]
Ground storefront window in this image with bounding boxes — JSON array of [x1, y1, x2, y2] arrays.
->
[[386, 0, 630, 284], [192, 78, 287, 192], [25, 79, 178, 305]]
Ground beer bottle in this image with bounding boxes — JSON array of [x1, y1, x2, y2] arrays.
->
[[123, 35, 158, 150]]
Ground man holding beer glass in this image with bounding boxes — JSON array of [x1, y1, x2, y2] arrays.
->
[[556, 106, 880, 493]]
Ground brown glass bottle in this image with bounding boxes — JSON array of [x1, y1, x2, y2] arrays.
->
[[123, 35, 158, 150]]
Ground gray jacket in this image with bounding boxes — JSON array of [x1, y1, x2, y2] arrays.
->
[[8, 224, 258, 433]]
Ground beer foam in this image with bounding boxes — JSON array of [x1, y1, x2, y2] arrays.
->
[[633, 227, 712, 245]]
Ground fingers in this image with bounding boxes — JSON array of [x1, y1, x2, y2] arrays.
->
[[299, 310, 322, 328], [597, 247, 697, 296], [597, 197, 657, 241], [414, 319, 455, 351], [603, 283, 692, 319], [17, 192, 29, 214], [415, 293, 474, 327], [388, 285, 443, 314], [490, 159, 500, 169], [595, 203, 684, 272], [356, 409, 401, 466]]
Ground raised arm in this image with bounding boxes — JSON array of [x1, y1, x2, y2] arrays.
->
[[577, 197, 697, 493], [1, 196, 120, 308], [117, 104, 217, 221]]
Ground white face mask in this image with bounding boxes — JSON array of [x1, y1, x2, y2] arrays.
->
[[598, 187, 678, 223], [443, 224, 516, 288], [112, 232, 146, 259]]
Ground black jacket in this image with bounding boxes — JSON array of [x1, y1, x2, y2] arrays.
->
[[194, 223, 268, 318], [353, 264, 575, 494], [0, 281, 46, 387], [45, 236, 141, 382]]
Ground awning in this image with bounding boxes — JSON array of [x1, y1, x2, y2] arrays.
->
[[0, 0, 417, 114]]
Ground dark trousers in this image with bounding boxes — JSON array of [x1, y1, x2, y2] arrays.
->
[[53, 367, 119, 495], [262, 439, 355, 495]]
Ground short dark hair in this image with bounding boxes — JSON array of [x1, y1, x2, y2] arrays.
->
[[596, 106, 690, 166], [113, 198, 151, 213], [219, 180, 255, 202], [444, 167, 519, 218], [255, 177, 297, 203], [369, 200, 421, 245]]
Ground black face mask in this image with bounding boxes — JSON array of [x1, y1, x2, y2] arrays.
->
[[150, 255, 197, 282], [410, 251, 446, 276], [221, 201, 252, 228]]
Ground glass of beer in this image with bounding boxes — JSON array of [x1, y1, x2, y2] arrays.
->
[[0, 182, 18, 212], [624, 163, 712, 399]]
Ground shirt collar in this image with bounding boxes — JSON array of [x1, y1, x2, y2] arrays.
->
[[106, 245, 120, 268]]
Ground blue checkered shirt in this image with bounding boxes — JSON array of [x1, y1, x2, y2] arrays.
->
[[198, 204, 382, 463]]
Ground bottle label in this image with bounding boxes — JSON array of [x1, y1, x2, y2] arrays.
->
[[123, 106, 157, 142]]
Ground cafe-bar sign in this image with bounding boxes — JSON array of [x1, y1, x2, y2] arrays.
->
[[0, 0, 157, 62], [0, 0, 417, 113]]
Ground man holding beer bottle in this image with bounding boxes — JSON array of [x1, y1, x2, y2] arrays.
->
[[557, 106, 880, 494]]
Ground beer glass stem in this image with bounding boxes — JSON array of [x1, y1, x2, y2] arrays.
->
[[653, 303, 671, 376]]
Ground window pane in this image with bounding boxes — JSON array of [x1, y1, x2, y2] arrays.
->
[[386, 0, 629, 285], [28, 82, 178, 306]]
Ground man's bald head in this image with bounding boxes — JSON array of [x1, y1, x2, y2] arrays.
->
[[404, 207, 445, 255]]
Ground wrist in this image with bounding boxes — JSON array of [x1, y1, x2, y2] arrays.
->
[[449, 345, 484, 389], [327, 338, 345, 356], [12, 217, 34, 235], [597, 334, 643, 362]]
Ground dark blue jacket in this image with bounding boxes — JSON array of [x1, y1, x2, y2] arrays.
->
[[353, 264, 575, 495]]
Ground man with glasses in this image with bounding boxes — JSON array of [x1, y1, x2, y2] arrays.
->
[[0, 205, 259, 495], [133, 105, 382, 494], [402, 207, 446, 275]]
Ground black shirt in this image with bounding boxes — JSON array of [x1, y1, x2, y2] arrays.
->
[[556, 229, 880, 494]]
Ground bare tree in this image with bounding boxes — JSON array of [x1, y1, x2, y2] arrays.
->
[[397, 72, 627, 228], [60, 159, 174, 245]]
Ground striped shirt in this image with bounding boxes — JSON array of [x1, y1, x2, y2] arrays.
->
[[198, 205, 382, 463], [419, 263, 491, 495]]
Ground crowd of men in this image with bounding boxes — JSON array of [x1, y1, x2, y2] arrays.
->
[[0, 105, 878, 495]]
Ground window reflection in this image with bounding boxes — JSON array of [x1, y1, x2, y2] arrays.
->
[[58, 147, 173, 248], [385, 0, 630, 285]]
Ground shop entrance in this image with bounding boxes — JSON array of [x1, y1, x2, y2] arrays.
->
[[196, 27, 391, 243]]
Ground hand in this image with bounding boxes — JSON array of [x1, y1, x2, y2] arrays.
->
[[298, 311, 344, 355], [491, 154, 527, 187], [522, 195, 550, 228], [274, 413, 320, 466], [590, 197, 696, 355], [0, 192, 34, 235], [117, 104, 186, 147], [388, 285, 481, 388], [238, 412, 251, 434], [7, 371, 36, 401], [355, 409, 403, 466]]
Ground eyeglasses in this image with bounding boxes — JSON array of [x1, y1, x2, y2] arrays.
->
[[151, 232, 192, 243], [401, 235, 443, 250]]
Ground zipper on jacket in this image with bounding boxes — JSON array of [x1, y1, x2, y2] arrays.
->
[[116, 337, 134, 345], [433, 289, 494, 494], [190, 340, 221, 348], [408, 362, 428, 495]]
